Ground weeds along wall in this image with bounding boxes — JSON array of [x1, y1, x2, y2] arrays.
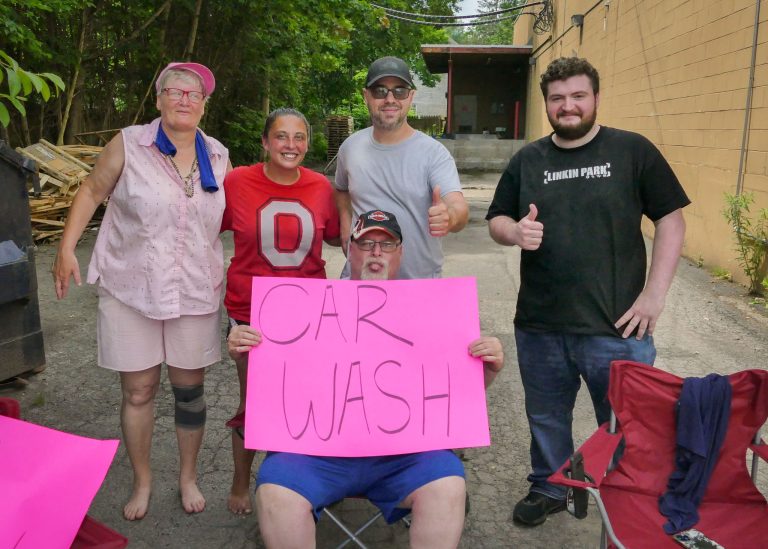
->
[[516, 0, 768, 287]]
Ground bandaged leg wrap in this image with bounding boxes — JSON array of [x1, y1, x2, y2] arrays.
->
[[172, 384, 206, 429]]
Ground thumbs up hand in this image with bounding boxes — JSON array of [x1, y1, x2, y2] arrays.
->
[[428, 185, 450, 237], [515, 204, 544, 250]]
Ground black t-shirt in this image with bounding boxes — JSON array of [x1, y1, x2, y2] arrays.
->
[[486, 126, 690, 336]]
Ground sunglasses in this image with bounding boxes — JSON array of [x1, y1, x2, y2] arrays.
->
[[367, 85, 411, 100]]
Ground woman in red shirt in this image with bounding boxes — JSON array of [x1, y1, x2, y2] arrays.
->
[[221, 108, 340, 514]]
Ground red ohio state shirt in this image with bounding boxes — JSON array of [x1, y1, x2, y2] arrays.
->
[[221, 163, 340, 322]]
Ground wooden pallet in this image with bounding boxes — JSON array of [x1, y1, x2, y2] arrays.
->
[[326, 116, 354, 161], [17, 140, 103, 243]]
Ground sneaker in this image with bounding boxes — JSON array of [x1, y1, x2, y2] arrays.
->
[[512, 491, 566, 526]]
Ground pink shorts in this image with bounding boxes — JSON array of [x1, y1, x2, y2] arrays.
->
[[96, 288, 221, 372]]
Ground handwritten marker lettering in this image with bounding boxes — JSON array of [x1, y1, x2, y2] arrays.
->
[[356, 285, 414, 346], [315, 285, 347, 342], [246, 277, 490, 456], [374, 360, 411, 435]]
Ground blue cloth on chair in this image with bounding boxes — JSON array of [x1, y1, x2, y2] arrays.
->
[[659, 373, 731, 534]]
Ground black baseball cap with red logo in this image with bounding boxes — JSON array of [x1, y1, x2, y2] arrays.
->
[[352, 210, 403, 242]]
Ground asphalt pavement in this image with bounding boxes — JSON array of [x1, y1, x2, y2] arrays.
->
[[6, 172, 768, 548]]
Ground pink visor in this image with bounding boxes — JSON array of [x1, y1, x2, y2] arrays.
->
[[156, 62, 215, 96]]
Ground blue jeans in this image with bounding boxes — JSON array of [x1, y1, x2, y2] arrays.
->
[[515, 327, 656, 499]]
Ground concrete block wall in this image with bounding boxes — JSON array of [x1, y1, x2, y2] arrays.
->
[[439, 137, 525, 171], [516, 0, 768, 286]]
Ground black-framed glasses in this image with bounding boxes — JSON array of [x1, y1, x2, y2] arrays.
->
[[353, 239, 401, 253], [162, 88, 205, 104], [368, 85, 411, 100]]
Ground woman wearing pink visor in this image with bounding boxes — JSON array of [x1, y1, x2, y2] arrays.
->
[[52, 61, 230, 520]]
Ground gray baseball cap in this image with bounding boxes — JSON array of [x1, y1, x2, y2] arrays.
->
[[365, 56, 415, 88]]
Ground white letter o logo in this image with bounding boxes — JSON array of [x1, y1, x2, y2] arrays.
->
[[259, 200, 314, 268]]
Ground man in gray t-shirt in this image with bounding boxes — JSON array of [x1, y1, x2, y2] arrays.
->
[[334, 56, 468, 279]]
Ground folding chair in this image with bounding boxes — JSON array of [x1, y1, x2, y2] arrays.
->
[[549, 361, 768, 549], [0, 397, 128, 549], [323, 488, 470, 548], [322, 497, 411, 549]]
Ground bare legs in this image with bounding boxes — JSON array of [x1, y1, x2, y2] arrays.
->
[[168, 366, 206, 514], [402, 476, 466, 549], [119, 365, 207, 520], [256, 484, 316, 549], [120, 367, 161, 521], [228, 354, 256, 514], [255, 476, 466, 548]]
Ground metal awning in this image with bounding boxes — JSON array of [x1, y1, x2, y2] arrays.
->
[[420, 44, 532, 74]]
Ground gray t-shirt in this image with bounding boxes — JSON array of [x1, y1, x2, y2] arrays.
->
[[334, 128, 462, 279]]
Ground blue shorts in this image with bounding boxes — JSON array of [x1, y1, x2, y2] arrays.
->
[[256, 450, 465, 523]]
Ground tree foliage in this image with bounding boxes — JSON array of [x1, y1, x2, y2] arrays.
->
[[1, 0, 457, 164], [0, 50, 65, 127], [450, 0, 524, 45]]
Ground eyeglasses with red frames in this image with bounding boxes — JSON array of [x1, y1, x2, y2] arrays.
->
[[161, 88, 205, 104], [367, 85, 411, 100]]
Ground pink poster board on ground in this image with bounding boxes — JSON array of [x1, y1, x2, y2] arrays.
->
[[244, 276, 489, 456], [0, 416, 119, 549]]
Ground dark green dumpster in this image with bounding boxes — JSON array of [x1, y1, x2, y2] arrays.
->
[[0, 140, 45, 381]]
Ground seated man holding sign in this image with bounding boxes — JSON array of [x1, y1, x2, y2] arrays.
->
[[227, 210, 503, 548]]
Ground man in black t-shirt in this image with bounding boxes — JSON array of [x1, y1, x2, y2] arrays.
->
[[486, 57, 690, 527]]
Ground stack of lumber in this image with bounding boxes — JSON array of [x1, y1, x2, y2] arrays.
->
[[326, 115, 354, 161], [17, 140, 103, 243], [58, 144, 103, 168]]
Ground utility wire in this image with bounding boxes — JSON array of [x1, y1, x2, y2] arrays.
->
[[369, 2, 539, 20], [370, 1, 551, 31], [532, 0, 553, 34], [380, 11, 540, 27]]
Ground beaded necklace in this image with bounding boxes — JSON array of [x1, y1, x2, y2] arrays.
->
[[166, 155, 199, 198]]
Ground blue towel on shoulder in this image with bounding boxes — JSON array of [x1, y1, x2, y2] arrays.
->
[[658, 373, 731, 534], [155, 123, 218, 193]]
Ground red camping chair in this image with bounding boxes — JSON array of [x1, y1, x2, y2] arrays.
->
[[0, 397, 128, 549], [549, 361, 768, 549]]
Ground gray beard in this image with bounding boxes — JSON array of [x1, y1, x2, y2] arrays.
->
[[360, 269, 389, 281], [360, 258, 389, 280]]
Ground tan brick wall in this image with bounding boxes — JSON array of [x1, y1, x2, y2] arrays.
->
[[518, 0, 768, 286]]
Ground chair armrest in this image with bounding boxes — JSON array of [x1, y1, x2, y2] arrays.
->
[[0, 397, 21, 419], [750, 439, 768, 462], [549, 422, 623, 490]]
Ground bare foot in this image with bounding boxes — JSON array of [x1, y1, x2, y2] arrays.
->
[[227, 487, 253, 515], [123, 484, 151, 521], [180, 479, 206, 514]]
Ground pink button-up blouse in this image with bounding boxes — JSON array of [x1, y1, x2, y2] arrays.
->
[[87, 118, 228, 320]]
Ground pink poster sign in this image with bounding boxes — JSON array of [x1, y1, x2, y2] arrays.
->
[[245, 276, 490, 456], [0, 416, 119, 549]]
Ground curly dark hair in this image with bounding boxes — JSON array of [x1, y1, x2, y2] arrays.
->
[[539, 57, 600, 98]]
